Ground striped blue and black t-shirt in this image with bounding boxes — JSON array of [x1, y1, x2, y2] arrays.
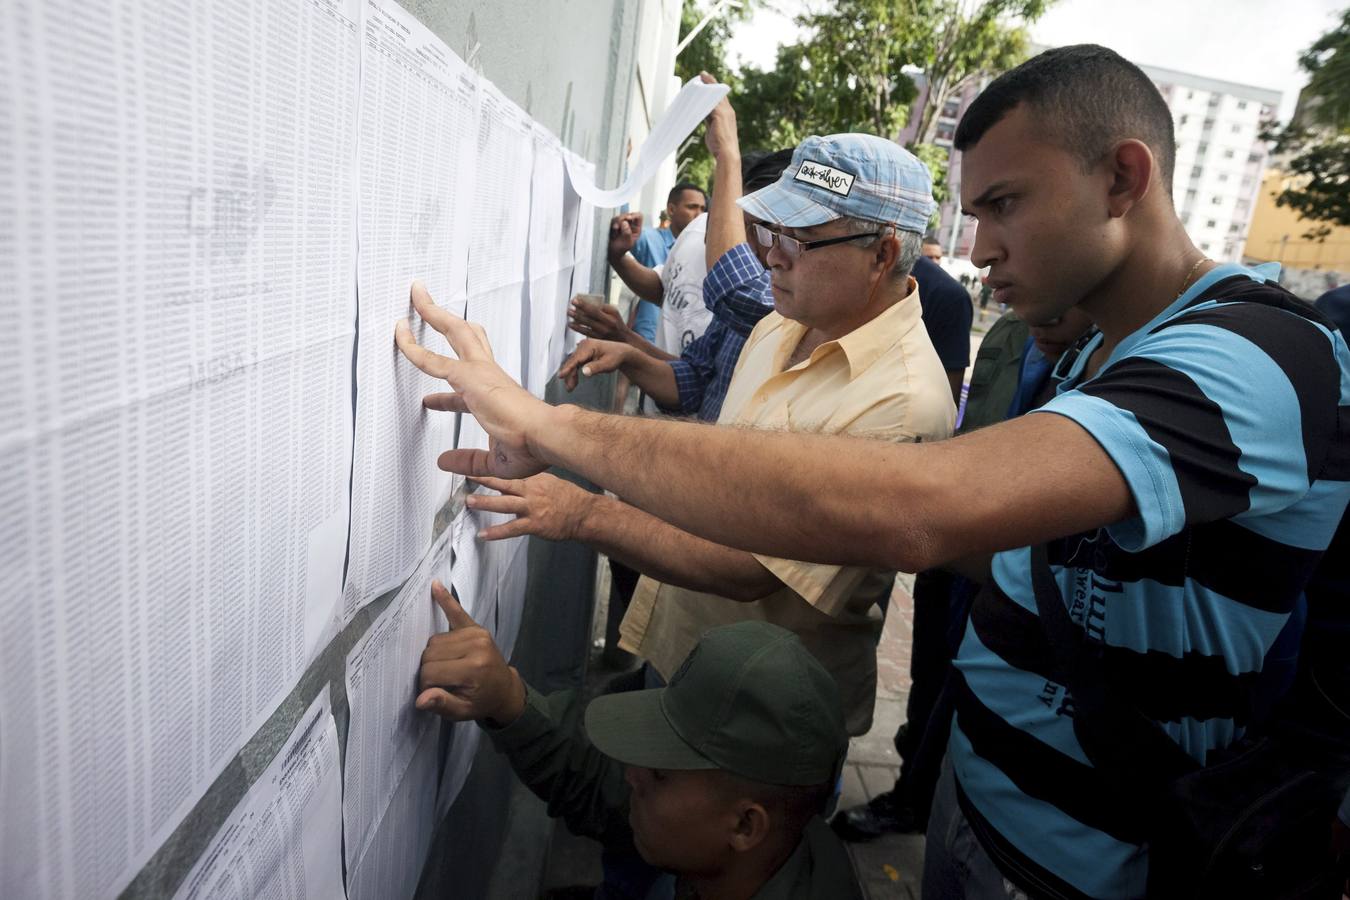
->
[[950, 263, 1350, 899]]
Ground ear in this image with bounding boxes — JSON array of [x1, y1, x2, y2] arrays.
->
[[873, 232, 901, 277], [1106, 139, 1155, 218], [727, 800, 772, 854]]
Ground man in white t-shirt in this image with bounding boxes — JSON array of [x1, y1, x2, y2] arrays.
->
[[605, 204, 712, 358], [652, 212, 712, 357]]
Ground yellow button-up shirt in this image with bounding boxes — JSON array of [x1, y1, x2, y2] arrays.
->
[[619, 278, 956, 734]]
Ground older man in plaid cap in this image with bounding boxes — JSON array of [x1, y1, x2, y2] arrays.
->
[[441, 134, 955, 747]]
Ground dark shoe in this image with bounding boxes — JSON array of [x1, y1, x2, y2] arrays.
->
[[829, 790, 924, 841]]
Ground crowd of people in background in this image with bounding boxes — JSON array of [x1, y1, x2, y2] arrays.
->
[[394, 44, 1350, 900]]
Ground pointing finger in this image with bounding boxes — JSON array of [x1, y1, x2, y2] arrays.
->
[[478, 519, 532, 542], [396, 320, 454, 378], [465, 493, 527, 516], [423, 392, 469, 413], [437, 448, 497, 477], [467, 475, 516, 494], [431, 580, 477, 630], [410, 281, 489, 363]]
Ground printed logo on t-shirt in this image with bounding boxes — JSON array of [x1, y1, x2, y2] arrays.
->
[[794, 161, 855, 197]]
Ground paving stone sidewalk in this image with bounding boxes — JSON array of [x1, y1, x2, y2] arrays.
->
[[840, 573, 925, 899]]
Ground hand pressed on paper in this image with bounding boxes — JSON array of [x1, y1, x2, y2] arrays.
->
[[393, 280, 551, 479], [415, 581, 526, 726], [465, 474, 597, 542]]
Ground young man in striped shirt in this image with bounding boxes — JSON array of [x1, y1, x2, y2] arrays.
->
[[395, 45, 1350, 900]]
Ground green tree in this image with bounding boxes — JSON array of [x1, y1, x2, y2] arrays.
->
[[733, 0, 1050, 213], [906, 0, 1049, 147], [1266, 8, 1350, 239], [673, 1, 757, 190]]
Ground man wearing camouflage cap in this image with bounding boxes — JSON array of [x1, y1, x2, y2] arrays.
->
[[415, 580, 863, 899]]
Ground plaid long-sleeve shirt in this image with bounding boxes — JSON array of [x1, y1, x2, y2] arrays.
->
[[663, 242, 773, 421]]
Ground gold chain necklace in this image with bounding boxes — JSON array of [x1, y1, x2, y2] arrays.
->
[[1177, 255, 1210, 299]]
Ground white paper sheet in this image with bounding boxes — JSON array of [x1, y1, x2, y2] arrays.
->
[[0, 2, 359, 896], [447, 500, 498, 633], [468, 83, 534, 295], [435, 718, 484, 820], [493, 535, 531, 665], [344, 0, 480, 616], [343, 528, 449, 875], [564, 153, 600, 358], [172, 688, 344, 900], [346, 722, 441, 900], [562, 78, 728, 207], [525, 127, 584, 395]]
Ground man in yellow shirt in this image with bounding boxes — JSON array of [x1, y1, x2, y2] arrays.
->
[[453, 133, 954, 735]]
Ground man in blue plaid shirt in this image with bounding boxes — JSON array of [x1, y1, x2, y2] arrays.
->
[[563, 137, 792, 422]]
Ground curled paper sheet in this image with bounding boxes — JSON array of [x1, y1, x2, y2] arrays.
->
[[563, 77, 730, 207]]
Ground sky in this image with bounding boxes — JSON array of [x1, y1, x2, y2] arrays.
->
[[723, 0, 1345, 123]]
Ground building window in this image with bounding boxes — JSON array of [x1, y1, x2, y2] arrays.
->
[[1241, 176, 1253, 189], [1201, 241, 1212, 251], [1180, 114, 1189, 125], [1203, 118, 1216, 130], [1223, 149, 1235, 158], [1248, 151, 1262, 163], [1187, 90, 1194, 99], [1186, 189, 1198, 204], [1237, 100, 1248, 110], [1231, 123, 1241, 133], [1206, 219, 1217, 228], [1191, 165, 1203, 179], [1229, 223, 1241, 233], [1218, 173, 1229, 182], [1211, 195, 1223, 205]]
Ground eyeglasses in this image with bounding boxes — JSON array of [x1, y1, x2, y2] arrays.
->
[[751, 222, 885, 259]]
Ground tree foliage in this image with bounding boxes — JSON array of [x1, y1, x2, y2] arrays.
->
[[731, 0, 1049, 213], [1266, 9, 1350, 238], [673, 1, 757, 190], [905, 0, 1050, 147]]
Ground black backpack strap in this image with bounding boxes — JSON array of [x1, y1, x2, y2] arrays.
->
[[1029, 544, 1198, 793]]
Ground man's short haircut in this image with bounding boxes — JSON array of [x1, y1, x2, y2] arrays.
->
[[837, 216, 923, 282], [922, 233, 942, 247], [742, 148, 796, 194], [668, 181, 706, 204], [954, 44, 1177, 196], [716, 771, 834, 838]]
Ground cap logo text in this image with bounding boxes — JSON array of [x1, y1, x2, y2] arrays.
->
[[794, 161, 854, 197]]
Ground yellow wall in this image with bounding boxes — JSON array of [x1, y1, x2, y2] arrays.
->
[[1243, 169, 1350, 269]]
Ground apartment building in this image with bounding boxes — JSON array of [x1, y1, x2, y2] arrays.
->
[[1143, 65, 1281, 262], [912, 60, 1280, 265]]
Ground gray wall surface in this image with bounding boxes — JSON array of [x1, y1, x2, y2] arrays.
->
[[118, 1, 644, 896]]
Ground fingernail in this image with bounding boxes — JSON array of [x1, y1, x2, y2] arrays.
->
[[581, 365, 591, 376], [465, 496, 476, 507]]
